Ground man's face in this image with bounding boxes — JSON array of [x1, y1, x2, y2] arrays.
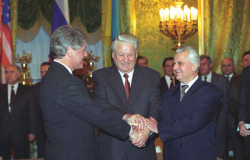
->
[[137, 59, 148, 67], [199, 58, 212, 76], [72, 41, 88, 70], [40, 65, 50, 78], [163, 60, 174, 77], [5, 66, 20, 85], [173, 52, 197, 84], [221, 58, 235, 75], [112, 42, 137, 73], [243, 54, 250, 68]]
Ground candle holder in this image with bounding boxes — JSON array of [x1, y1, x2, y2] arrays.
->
[[15, 51, 33, 86]]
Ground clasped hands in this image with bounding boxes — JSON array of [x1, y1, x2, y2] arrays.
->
[[123, 114, 158, 147]]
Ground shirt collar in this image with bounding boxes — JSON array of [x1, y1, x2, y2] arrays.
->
[[118, 69, 134, 78], [8, 82, 19, 90], [54, 60, 73, 74], [180, 75, 199, 93]]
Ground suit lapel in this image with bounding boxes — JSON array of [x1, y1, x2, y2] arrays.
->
[[173, 78, 203, 119], [110, 67, 128, 109], [128, 66, 143, 112], [13, 84, 23, 111], [2, 84, 9, 112]]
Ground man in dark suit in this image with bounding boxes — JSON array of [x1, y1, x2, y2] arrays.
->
[[0, 65, 36, 159], [238, 66, 250, 159], [227, 52, 250, 160], [160, 57, 179, 96], [146, 46, 222, 160], [40, 25, 141, 160], [200, 55, 229, 160], [93, 33, 162, 160], [31, 62, 51, 158]]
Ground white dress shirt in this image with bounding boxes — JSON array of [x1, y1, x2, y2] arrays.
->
[[8, 83, 19, 112], [201, 71, 212, 83], [180, 75, 199, 93], [118, 69, 134, 87], [164, 75, 173, 88], [224, 73, 234, 81]]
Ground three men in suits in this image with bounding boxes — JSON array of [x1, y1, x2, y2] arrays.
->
[[93, 33, 162, 160], [40, 26, 138, 160], [228, 51, 250, 160], [31, 62, 51, 158], [200, 55, 229, 160], [160, 57, 179, 96], [238, 66, 250, 159], [0, 65, 36, 159], [146, 46, 222, 160]]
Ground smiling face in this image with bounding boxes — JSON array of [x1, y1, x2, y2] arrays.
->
[[112, 42, 138, 73], [173, 51, 198, 84]]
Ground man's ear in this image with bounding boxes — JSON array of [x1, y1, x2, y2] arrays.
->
[[209, 62, 213, 69], [66, 47, 73, 57], [112, 52, 115, 59], [192, 62, 198, 71]]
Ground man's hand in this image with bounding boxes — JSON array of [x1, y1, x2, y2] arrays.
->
[[146, 117, 158, 133], [239, 122, 250, 137], [123, 114, 146, 132], [131, 127, 151, 148], [129, 126, 139, 142], [28, 134, 36, 142]]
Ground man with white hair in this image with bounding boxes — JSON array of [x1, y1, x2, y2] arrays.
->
[[146, 46, 222, 160]]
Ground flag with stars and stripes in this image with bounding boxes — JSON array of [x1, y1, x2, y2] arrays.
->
[[49, 0, 70, 62], [1, 0, 13, 84]]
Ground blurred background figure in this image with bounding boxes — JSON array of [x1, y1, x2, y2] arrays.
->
[[136, 55, 148, 67]]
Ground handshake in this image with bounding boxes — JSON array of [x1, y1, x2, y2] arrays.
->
[[122, 114, 158, 148]]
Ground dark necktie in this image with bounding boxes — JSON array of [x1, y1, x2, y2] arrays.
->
[[10, 86, 15, 112], [124, 74, 130, 101], [180, 85, 189, 101], [204, 76, 207, 82], [170, 78, 174, 88]]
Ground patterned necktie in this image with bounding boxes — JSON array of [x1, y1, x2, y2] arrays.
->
[[170, 77, 174, 88], [204, 76, 207, 82], [10, 86, 15, 112], [180, 85, 189, 101], [124, 74, 130, 101]]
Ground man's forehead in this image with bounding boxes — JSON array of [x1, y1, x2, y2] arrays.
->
[[6, 66, 17, 71]]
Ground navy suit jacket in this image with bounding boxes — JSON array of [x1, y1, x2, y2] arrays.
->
[[158, 78, 222, 160], [40, 62, 130, 160]]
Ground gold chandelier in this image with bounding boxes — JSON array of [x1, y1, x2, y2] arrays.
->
[[159, 0, 198, 49]]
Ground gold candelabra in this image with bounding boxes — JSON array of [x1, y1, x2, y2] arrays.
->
[[15, 51, 33, 86], [159, 0, 198, 49]]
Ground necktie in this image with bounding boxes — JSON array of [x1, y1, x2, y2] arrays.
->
[[180, 85, 189, 101], [124, 74, 130, 101], [10, 86, 15, 112], [170, 78, 174, 88], [204, 76, 207, 82]]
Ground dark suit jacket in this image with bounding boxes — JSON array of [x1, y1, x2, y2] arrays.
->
[[158, 78, 222, 160], [159, 76, 179, 96], [40, 62, 130, 160], [238, 66, 250, 157], [210, 72, 229, 159], [0, 83, 36, 146], [228, 74, 241, 124], [93, 65, 162, 160]]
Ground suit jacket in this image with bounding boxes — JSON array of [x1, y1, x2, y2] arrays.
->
[[238, 66, 250, 157], [0, 83, 36, 143], [40, 62, 130, 160], [228, 74, 241, 125], [93, 65, 162, 160], [158, 78, 222, 160], [159, 76, 179, 96], [210, 72, 229, 159]]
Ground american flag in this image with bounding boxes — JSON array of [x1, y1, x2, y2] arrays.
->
[[1, 0, 13, 84]]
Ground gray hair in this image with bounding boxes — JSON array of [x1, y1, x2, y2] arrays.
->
[[176, 46, 200, 72], [200, 55, 212, 64], [111, 33, 139, 53], [51, 25, 86, 59]]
